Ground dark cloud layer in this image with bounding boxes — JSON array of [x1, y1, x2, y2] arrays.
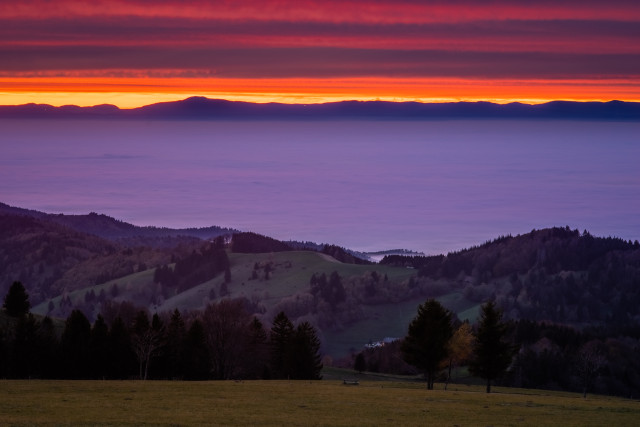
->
[[2, 45, 638, 80]]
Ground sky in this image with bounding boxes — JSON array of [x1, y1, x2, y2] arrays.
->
[[1, 0, 640, 107]]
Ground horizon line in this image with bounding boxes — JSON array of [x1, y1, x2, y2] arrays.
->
[[2, 96, 637, 110]]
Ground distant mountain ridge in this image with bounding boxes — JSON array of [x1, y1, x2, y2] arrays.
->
[[1, 97, 638, 120], [0, 202, 236, 243]]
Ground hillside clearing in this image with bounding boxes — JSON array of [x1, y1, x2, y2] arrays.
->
[[30, 250, 478, 357]]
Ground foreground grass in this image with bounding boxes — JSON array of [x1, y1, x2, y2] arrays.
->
[[1, 380, 638, 426]]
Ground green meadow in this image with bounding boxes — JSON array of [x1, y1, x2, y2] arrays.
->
[[1, 379, 638, 426]]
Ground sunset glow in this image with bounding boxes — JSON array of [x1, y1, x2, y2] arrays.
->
[[4, 77, 639, 109], [1, 0, 639, 107]]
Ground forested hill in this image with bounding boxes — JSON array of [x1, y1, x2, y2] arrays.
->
[[3, 200, 640, 334], [0, 202, 236, 245], [0, 213, 118, 303], [382, 227, 640, 329]]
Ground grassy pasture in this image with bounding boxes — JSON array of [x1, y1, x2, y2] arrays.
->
[[0, 380, 638, 426], [32, 251, 417, 317], [30, 250, 479, 358]]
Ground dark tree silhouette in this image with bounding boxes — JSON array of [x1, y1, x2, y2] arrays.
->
[[61, 309, 91, 378], [36, 316, 59, 378], [269, 311, 295, 379], [354, 352, 366, 373], [203, 299, 250, 380], [401, 299, 454, 389], [240, 316, 269, 379], [107, 316, 136, 379], [131, 311, 165, 380], [291, 321, 323, 380], [231, 232, 292, 253], [576, 340, 607, 398], [469, 301, 517, 393], [11, 314, 39, 378], [164, 309, 186, 379], [3, 281, 30, 317], [89, 315, 110, 379], [183, 319, 210, 380]]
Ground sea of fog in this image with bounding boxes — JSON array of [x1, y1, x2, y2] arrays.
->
[[1, 119, 638, 255]]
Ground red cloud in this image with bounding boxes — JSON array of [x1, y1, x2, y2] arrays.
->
[[1, 0, 638, 105], [3, 1, 640, 22]]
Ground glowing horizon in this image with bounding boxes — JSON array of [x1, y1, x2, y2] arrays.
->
[[2, 76, 639, 109]]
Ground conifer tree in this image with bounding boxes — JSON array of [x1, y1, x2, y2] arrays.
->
[[107, 316, 136, 379], [291, 321, 323, 380], [401, 299, 454, 389], [11, 314, 39, 378], [3, 281, 30, 317], [242, 316, 269, 379], [165, 309, 186, 379], [469, 301, 517, 393], [61, 310, 91, 378], [183, 319, 210, 380], [36, 316, 60, 378], [269, 311, 294, 379], [89, 315, 110, 379]]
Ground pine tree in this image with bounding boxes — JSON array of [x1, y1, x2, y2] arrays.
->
[[401, 299, 454, 389], [3, 281, 30, 317], [89, 315, 110, 379], [165, 309, 186, 379], [183, 319, 210, 380], [36, 316, 60, 378], [11, 314, 39, 377], [469, 301, 517, 393], [61, 310, 91, 378], [269, 311, 295, 379], [107, 316, 136, 379], [241, 317, 269, 379], [291, 321, 323, 380]]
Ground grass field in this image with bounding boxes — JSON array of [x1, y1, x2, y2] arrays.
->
[[0, 379, 637, 426]]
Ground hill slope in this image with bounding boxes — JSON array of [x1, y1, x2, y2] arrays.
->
[[382, 227, 640, 328], [0, 202, 236, 246], [3, 203, 639, 358]]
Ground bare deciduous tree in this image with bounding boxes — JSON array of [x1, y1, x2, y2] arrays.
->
[[131, 311, 165, 380], [203, 299, 251, 379], [576, 340, 606, 398]]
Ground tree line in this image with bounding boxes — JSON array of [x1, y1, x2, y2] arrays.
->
[[353, 298, 639, 397], [0, 281, 322, 381], [380, 227, 640, 334], [399, 299, 516, 393]]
